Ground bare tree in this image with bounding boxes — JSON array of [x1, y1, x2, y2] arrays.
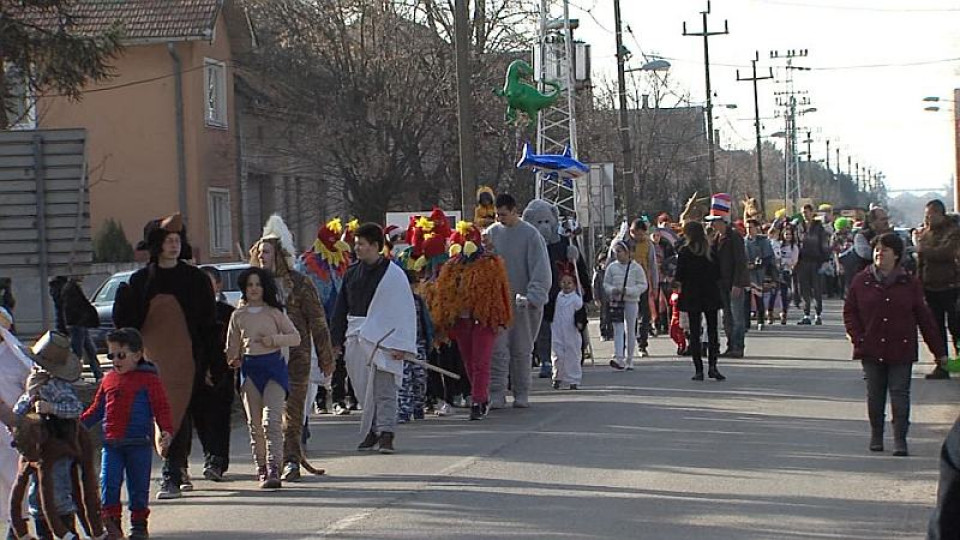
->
[[236, 0, 538, 221]]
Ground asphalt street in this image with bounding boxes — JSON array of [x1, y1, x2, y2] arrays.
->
[[146, 301, 959, 539]]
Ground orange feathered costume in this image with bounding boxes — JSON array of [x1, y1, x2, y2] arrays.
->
[[429, 221, 513, 339]]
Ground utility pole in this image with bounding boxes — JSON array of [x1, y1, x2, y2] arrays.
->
[[771, 49, 809, 214], [614, 0, 634, 218], [736, 51, 773, 214], [454, 0, 477, 219], [836, 147, 840, 176], [825, 139, 830, 174], [684, 0, 728, 195]]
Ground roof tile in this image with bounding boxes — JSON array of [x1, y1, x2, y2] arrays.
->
[[16, 0, 222, 42]]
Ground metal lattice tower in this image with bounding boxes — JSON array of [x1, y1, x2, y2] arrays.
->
[[534, 0, 579, 217], [771, 49, 810, 214]]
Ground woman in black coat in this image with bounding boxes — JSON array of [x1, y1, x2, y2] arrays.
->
[[674, 221, 725, 381]]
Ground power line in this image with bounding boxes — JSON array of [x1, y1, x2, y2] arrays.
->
[[811, 57, 960, 70], [748, 0, 960, 12]]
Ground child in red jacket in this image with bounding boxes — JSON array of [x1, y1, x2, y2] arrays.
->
[[81, 328, 173, 540]]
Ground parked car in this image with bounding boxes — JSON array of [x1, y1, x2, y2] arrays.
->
[[89, 262, 249, 352], [200, 262, 250, 306], [89, 270, 134, 353]]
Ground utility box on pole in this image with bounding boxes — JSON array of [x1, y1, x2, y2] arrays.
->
[[0, 129, 91, 336]]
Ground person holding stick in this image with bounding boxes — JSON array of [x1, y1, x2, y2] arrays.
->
[[330, 224, 418, 454]]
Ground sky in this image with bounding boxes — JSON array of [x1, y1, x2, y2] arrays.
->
[[567, 0, 960, 195]]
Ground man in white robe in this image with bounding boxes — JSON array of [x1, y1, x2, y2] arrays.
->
[[331, 224, 417, 454]]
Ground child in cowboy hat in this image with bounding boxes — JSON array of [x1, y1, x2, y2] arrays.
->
[[10, 331, 85, 538]]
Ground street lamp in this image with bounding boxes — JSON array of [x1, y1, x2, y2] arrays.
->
[[616, 47, 672, 218]]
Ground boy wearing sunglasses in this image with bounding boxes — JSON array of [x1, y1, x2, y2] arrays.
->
[[81, 328, 173, 540]]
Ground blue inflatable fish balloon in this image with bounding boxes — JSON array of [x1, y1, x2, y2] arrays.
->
[[516, 144, 589, 179]]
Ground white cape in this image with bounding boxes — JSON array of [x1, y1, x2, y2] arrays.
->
[[0, 327, 34, 524], [345, 261, 418, 387]]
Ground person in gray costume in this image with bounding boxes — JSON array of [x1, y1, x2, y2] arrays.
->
[[484, 194, 552, 409]]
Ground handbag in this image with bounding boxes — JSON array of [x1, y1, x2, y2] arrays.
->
[[607, 262, 631, 322]]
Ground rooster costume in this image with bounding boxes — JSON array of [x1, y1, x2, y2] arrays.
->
[[429, 222, 512, 418]]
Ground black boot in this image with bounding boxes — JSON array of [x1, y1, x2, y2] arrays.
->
[[708, 357, 726, 381], [692, 354, 704, 381], [130, 518, 149, 540], [893, 421, 909, 457], [869, 426, 884, 452]]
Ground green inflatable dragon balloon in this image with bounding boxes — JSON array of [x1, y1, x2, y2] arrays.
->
[[494, 60, 561, 130]]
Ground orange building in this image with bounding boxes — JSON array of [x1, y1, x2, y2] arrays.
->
[[35, 0, 253, 262]]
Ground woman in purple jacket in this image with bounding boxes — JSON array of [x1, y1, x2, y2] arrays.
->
[[843, 233, 948, 456]]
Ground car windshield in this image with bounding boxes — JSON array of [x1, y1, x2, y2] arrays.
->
[[93, 275, 129, 304], [219, 268, 246, 292]]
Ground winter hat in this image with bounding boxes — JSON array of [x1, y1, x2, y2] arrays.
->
[[704, 193, 732, 222]]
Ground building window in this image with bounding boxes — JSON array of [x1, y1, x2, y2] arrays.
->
[[3, 65, 36, 130], [208, 188, 232, 255], [204, 59, 227, 128]]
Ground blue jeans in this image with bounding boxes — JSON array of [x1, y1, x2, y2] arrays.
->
[[69, 326, 101, 379], [101, 443, 152, 517], [28, 458, 76, 516], [720, 287, 746, 353]]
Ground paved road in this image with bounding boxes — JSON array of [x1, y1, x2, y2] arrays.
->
[[147, 301, 958, 539]]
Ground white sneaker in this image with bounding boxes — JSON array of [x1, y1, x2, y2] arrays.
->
[[434, 401, 452, 416]]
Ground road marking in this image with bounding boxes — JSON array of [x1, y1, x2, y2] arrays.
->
[[304, 408, 567, 539]]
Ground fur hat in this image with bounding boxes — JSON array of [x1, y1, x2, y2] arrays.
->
[[30, 331, 81, 382], [137, 213, 193, 261]]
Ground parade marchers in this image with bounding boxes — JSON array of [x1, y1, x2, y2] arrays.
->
[[0, 191, 958, 539]]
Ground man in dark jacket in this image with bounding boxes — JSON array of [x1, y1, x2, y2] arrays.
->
[[706, 210, 750, 358], [918, 199, 960, 380], [61, 276, 102, 380], [795, 204, 831, 325]]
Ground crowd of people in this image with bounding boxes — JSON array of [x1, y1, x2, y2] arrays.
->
[[0, 188, 957, 539]]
